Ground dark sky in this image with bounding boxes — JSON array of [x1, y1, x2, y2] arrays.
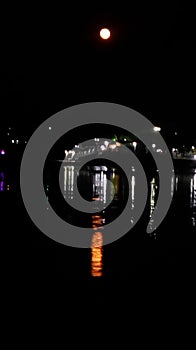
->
[[0, 1, 195, 139]]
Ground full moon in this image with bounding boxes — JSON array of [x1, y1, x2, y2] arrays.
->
[[100, 28, 111, 40]]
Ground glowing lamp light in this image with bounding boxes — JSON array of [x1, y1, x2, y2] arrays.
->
[[104, 140, 109, 147], [109, 143, 117, 150], [132, 141, 137, 151], [153, 126, 161, 132], [1, 150, 5, 155], [100, 28, 111, 40], [100, 145, 106, 151]]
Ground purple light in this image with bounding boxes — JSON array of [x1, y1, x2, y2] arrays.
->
[[0, 181, 4, 191], [1, 150, 5, 155]]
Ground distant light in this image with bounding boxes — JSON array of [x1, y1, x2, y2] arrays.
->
[[100, 145, 106, 151], [7, 132, 10, 136], [12, 140, 14, 144], [49, 126, 52, 130], [16, 140, 19, 144], [153, 126, 161, 132], [174, 132, 178, 136], [0, 182, 4, 191], [152, 144, 156, 148], [194, 155, 196, 160], [192, 146, 195, 150], [109, 144, 117, 150], [104, 140, 109, 147], [94, 138, 99, 142], [1, 150, 5, 155], [156, 148, 163, 153], [132, 142, 137, 152], [124, 138, 127, 142], [100, 28, 111, 40]]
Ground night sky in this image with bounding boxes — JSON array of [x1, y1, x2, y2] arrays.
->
[[0, 1, 195, 141]]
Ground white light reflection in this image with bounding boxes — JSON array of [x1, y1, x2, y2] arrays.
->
[[150, 178, 156, 219], [175, 176, 178, 191], [64, 166, 75, 200], [110, 172, 120, 202], [171, 174, 175, 197], [131, 175, 135, 209], [190, 174, 196, 206], [148, 178, 157, 238], [190, 173, 196, 227], [129, 174, 135, 224], [92, 170, 107, 204]]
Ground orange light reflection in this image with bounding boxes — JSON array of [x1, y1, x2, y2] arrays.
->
[[91, 215, 104, 277]]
